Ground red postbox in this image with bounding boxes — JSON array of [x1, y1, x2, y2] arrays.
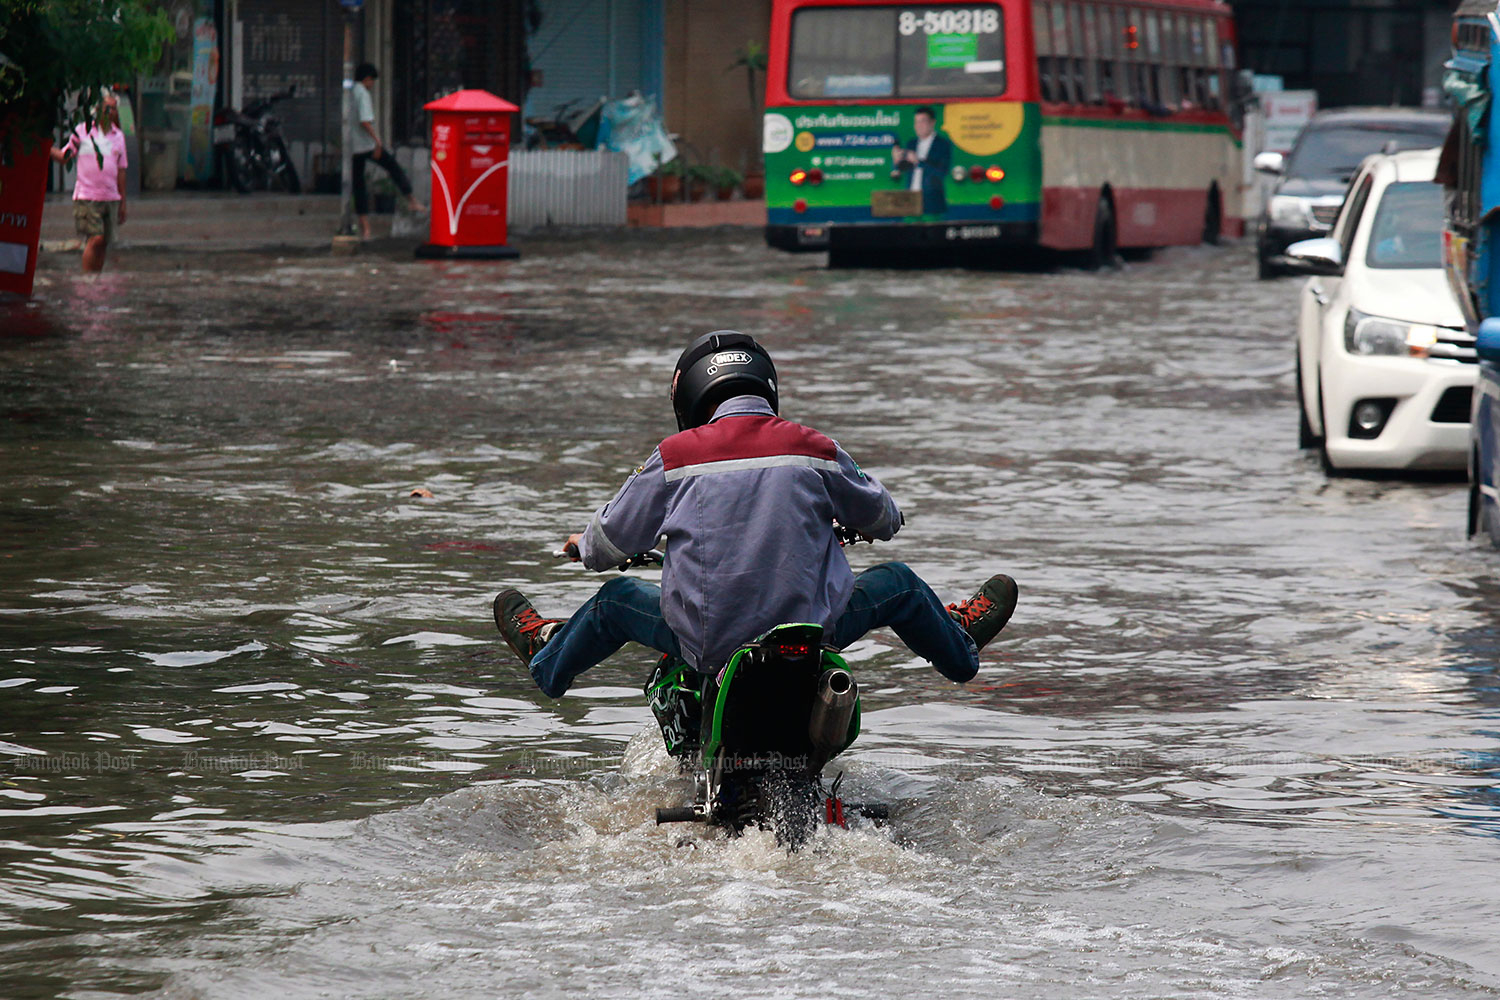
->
[[0, 138, 51, 298], [415, 89, 520, 260]]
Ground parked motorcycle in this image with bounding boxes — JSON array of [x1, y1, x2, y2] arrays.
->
[[213, 85, 300, 194], [564, 526, 890, 848]]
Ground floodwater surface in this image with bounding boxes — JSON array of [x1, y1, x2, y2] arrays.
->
[[2, 233, 1499, 998]]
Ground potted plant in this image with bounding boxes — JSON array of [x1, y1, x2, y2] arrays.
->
[[644, 156, 686, 202], [686, 163, 716, 203], [714, 166, 742, 201], [726, 41, 767, 200]]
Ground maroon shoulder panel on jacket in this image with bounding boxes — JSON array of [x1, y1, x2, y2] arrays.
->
[[658, 415, 837, 471]]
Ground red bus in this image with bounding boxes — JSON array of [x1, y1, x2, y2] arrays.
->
[[763, 0, 1242, 261]]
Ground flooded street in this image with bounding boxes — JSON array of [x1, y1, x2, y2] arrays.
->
[[3, 232, 1500, 998]]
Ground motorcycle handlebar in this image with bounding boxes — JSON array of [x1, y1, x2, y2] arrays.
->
[[559, 541, 663, 571], [558, 516, 897, 569]]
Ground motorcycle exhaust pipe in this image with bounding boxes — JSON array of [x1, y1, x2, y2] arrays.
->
[[808, 668, 857, 769]]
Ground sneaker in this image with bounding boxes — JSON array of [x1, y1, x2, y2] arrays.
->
[[947, 574, 1018, 651], [493, 589, 563, 667]]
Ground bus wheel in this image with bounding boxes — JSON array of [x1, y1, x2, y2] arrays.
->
[[1202, 185, 1222, 245], [1086, 195, 1117, 270]]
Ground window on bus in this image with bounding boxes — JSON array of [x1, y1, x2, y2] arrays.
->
[[1035, 0, 1058, 102], [1202, 18, 1221, 109], [1118, 11, 1150, 108], [786, 5, 1008, 100], [1079, 4, 1101, 102], [1049, 1, 1077, 103], [1068, 2, 1089, 103], [896, 6, 1007, 97], [788, 8, 896, 98], [1157, 13, 1181, 107]]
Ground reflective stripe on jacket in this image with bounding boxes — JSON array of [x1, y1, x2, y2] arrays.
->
[[578, 394, 902, 671]]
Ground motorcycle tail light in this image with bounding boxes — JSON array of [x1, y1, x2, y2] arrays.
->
[[771, 642, 816, 658]]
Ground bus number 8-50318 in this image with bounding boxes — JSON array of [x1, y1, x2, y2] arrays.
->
[[897, 8, 1001, 36]]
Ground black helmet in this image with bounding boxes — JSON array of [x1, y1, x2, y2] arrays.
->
[[670, 331, 778, 431]]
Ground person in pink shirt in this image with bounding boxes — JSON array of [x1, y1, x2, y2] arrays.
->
[[50, 93, 128, 273]]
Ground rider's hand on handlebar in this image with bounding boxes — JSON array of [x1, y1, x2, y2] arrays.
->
[[563, 533, 582, 561]]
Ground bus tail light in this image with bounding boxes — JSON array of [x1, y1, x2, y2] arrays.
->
[[986, 166, 1006, 183], [969, 164, 985, 182], [794, 198, 807, 213], [790, 169, 808, 185], [951, 165, 966, 183], [807, 168, 824, 184], [989, 195, 1005, 210]]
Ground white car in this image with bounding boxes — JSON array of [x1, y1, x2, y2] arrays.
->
[[1292, 147, 1475, 471]]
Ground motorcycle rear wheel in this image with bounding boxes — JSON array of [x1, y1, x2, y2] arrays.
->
[[225, 136, 257, 194], [269, 138, 301, 193]]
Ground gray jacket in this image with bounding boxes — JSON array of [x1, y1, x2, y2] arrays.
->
[[579, 395, 902, 670]]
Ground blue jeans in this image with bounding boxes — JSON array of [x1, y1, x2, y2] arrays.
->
[[527, 561, 978, 698]]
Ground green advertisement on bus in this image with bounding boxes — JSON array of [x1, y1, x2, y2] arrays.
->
[[764, 101, 1042, 233]]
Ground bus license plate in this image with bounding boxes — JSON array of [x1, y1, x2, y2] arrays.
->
[[871, 190, 922, 217], [945, 225, 1001, 241]]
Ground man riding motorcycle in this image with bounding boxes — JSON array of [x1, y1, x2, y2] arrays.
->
[[494, 330, 1017, 702]]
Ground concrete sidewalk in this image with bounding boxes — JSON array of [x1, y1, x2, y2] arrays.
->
[[40, 191, 766, 252], [39, 191, 392, 251]]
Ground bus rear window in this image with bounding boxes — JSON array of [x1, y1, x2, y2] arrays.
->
[[788, 5, 1006, 100]]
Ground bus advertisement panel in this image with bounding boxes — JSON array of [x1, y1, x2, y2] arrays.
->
[[764, 101, 1042, 245], [765, 0, 1241, 260]]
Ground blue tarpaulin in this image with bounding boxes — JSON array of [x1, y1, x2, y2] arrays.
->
[[1445, 53, 1491, 143], [596, 94, 677, 185]]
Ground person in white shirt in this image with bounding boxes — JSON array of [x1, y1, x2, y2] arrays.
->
[[351, 63, 424, 239]]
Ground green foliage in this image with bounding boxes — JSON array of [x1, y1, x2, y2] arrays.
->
[[725, 40, 766, 116], [0, 0, 174, 148], [725, 41, 767, 76], [725, 40, 766, 165]]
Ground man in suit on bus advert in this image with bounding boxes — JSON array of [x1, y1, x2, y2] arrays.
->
[[892, 106, 952, 216]]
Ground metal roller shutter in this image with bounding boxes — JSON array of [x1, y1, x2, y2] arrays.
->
[[526, 0, 645, 120], [239, 2, 342, 149]]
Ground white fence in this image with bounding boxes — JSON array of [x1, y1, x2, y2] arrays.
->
[[506, 150, 628, 227], [391, 146, 627, 228]]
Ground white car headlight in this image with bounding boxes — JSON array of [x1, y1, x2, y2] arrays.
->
[[1269, 195, 1313, 228], [1343, 310, 1442, 357]]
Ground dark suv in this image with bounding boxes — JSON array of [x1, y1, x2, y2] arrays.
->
[[1254, 107, 1449, 279]]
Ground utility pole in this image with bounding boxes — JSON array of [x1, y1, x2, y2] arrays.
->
[[332, 0, 364, 253]]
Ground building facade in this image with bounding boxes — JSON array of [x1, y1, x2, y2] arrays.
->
[[1230, 0, 1458, 109]]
